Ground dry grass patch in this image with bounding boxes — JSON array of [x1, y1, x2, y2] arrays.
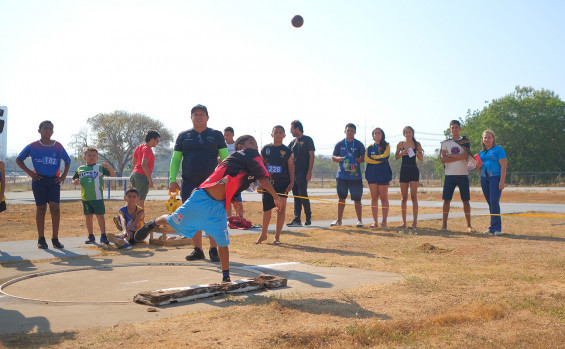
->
[[1, 191, 564, 348]]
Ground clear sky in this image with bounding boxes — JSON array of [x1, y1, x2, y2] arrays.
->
[[1, 0, 564, 157]]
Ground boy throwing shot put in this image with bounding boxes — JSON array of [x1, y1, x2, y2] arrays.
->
[[255, 125, 294, 244], [72, 147, 116, 244], [135, 135, 281, 283]]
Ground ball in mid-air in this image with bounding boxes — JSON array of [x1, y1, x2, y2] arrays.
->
[[291, 15, 304, 28]]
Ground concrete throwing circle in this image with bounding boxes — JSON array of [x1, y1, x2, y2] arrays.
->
[[0, 262, 263, 304]]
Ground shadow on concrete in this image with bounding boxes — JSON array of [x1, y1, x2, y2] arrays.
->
[[0, 252, 37, 272], [0, 309, 76, 346]]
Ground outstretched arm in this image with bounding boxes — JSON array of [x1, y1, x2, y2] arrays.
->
[[258, 177, 281, 211]]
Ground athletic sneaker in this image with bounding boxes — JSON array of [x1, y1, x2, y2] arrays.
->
[[100, 234, 110, 245], [117, 241, 132, 250], [85, 234, 96, 244], [107, 233, 126, 247], [186, 247, 205, 261], [222, 275, 231, 283], [330, 220, 341, 227], [37, 237, 48, 249], [287, 220, 302, 227], [134, 220, 157, 242], [51, 238, 64, 249], [356, 221, 364, 227], [209, 247, 220, 262], [493, 231, 503, 236], [483, 229, 493, 235], [305, 218, 312, 226]]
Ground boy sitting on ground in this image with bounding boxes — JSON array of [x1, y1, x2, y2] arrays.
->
[[107, 188, 145, 250], [134, 135, 281, 283]]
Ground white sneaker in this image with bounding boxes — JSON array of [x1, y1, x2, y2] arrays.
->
[[330, 220, 341, 227], [356, 221, 363, 227], [493, 231, 502, 236], [483, 229, 492, 235]]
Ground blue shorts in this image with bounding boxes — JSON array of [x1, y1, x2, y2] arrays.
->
[[32, 176, 61, 206], [442, 175, 470, 201], [167, 189, 230, 247], [336, 178, 363, 201]]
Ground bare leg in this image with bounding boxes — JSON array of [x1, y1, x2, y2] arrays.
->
[[354, 200, 362, 222], [95, 214, 106, 235], [274, 197, 287, 242], [255, 210, 271, 244], [48, 202, 61, 239], [463, 200, 474, 232], [442, 200, 451, 230], [379, 184, 389, 227], [154, 214, 169, 225], [36, 204, 47, 238], [85, 214, 94, 235], [369, 183, 379, 227], [192, 231, 203, 249], [208, 236, 218, 248], [399, 182, 409, 227], [410, 181, 419, 228], [218, 246, 229, 272], [337, 198, 345, 224]]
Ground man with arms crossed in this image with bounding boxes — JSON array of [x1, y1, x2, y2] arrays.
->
[[440, 120, 475, 232]]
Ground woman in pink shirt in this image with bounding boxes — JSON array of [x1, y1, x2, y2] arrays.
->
[[130, 130, 160, 208]]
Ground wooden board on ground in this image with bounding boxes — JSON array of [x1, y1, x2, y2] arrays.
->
[[134, 274, 288, 306], [149, 225, 193, 246]]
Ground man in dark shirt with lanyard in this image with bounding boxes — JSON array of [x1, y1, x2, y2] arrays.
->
[[287, 120, 315, 227], [169, 104, 229, 262]]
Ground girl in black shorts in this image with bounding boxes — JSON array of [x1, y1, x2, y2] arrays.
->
[[395, 126, 423, 228]]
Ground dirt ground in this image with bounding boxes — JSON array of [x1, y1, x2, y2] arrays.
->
[[1, 191, 564, 348]]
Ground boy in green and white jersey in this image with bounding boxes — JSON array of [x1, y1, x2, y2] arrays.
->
[[72, 147, 116, 244]]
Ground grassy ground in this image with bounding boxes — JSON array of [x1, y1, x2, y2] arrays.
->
[[1, 191, 564, 348]]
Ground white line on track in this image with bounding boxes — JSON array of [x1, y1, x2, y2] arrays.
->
[[241, 262, 300, 269]]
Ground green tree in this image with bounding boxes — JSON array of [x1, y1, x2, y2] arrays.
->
[[70, 111, 174, 176], [459, 86, 565, 172]]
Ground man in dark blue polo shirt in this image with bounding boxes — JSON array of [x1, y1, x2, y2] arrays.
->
[[169, 104, 229, 262]]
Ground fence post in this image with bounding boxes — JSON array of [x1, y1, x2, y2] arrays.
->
[[124, 178, 127, 196], [107, 180, 111, 199]]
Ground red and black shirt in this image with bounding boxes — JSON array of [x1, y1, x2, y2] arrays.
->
[[199, 148, 269, 209]]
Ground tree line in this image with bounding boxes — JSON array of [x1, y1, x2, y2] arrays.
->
[[4, 86, 563, 181]]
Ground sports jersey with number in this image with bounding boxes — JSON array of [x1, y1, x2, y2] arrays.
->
[[17, 140, 71, 176], [261, 143, 291, 183], [73, 164, 111, 201]]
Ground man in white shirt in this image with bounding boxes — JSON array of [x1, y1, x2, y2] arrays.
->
[[440, 120, 475, 232]]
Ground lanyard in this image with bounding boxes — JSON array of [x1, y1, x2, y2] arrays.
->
[[344, 138, 355, 155]]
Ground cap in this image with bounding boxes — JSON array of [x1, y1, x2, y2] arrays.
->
[[191, 104, 208, 115]]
